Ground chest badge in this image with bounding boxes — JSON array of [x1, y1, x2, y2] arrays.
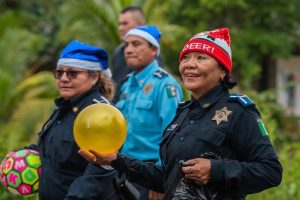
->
[[143, 84, 153, 94], [212, 106, 232, 125]]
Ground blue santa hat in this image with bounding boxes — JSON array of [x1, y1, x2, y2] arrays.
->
[[125, 25, 161, 56], [57, 40, 112, 77]]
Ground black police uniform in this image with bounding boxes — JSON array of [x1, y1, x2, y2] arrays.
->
[[111, 85, 282, 200], [31, 87, 118, 200]]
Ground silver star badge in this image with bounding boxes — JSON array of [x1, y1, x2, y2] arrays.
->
[[212, 107, 232, 125]]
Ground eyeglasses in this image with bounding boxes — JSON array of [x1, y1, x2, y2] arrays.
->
[[53, 69, 89, 80]]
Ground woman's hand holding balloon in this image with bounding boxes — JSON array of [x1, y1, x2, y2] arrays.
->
[[78, 149, 117, 166]]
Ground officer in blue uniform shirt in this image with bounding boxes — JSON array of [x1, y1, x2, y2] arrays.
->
[[115, 25, 183, 199]]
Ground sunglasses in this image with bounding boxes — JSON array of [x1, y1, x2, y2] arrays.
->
[[53, 69, 89, 80]]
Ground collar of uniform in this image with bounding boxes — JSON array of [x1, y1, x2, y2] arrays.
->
[[195, 85, 228, 109], [132, 59, 159, 88], [55, 87, 98, 109], [178, 100, 193, 109]]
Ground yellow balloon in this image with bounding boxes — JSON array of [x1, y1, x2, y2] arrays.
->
[[73, 103, 127, 154]]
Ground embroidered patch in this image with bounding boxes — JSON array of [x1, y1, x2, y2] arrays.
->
[[143, 84, 153, 94], [257, 119, 268, 136], [212, 107, 232, 125], [166, 85, 177, 97]]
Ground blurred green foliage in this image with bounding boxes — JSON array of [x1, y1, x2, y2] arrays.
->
[[0, 0, 299, 199]]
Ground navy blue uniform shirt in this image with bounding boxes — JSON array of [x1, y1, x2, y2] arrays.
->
[[33, 87, 118, 200], [111, 85, 282, 200]]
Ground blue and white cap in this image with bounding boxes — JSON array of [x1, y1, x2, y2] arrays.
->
[[57, 40, 112, 77], [125, 25, 161, 56]]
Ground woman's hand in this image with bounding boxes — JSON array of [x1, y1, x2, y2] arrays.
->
[[78, 149, 117, 166], [181, 158, 211, 185]]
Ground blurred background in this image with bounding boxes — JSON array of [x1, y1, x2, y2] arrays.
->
[[0, 0, 299, 199]]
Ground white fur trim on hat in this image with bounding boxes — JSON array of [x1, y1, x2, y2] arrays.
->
[[102, 68, 112, 77], [57, 58, 112, 77], [57, 58, 102, 70], [125, 29, 160, 56]]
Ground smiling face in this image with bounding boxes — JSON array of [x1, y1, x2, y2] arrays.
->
[[124, 35, 157, 73], [55, 66, 99, 100], [179, 52, 226, 99]]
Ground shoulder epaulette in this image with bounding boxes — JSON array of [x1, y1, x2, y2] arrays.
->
[[153, 70, 167, 78], [178, 101, 191, 108], [176, 101, 192, 114], [121, 73, 131, 83], [228, 94, 254, 108], [92, 97, 110, 104]]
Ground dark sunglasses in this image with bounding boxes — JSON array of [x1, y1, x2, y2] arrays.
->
[[53, 69, 89, 80]]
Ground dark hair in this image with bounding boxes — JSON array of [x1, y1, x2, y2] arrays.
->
[[220, 73, 238, 89], [120, 6, 145, 24], [216, 63, 237, 89], [121, 6, 144, 15], [89, 71, 116, 101]]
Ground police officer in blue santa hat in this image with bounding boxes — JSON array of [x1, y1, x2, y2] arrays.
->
[[12, 40, 119, 200]]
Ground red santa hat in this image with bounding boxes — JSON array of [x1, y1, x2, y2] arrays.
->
[[179, 27, 232, 73]]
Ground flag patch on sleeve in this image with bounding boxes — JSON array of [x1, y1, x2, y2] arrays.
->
[[166, 85, 177, 97], [257, 119, 268, 136]]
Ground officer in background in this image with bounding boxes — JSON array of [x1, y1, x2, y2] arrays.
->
[[111, 6, 164, 103], [111, 6, 145, 93], [115, 25, 183, 199]]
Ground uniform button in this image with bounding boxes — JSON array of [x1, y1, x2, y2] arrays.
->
[[179, 137, 184, 141], [203, 103, 210, 108], [72, 106, 78, 112], [57, 121, 61, 124], [190, 120, 194, 124]]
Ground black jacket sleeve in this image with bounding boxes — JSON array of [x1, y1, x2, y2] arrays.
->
[[210, 107, 282, 194], [111, 153, 164, 192], [24, 144, 38, 150], [65, 164, 117, 200]]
